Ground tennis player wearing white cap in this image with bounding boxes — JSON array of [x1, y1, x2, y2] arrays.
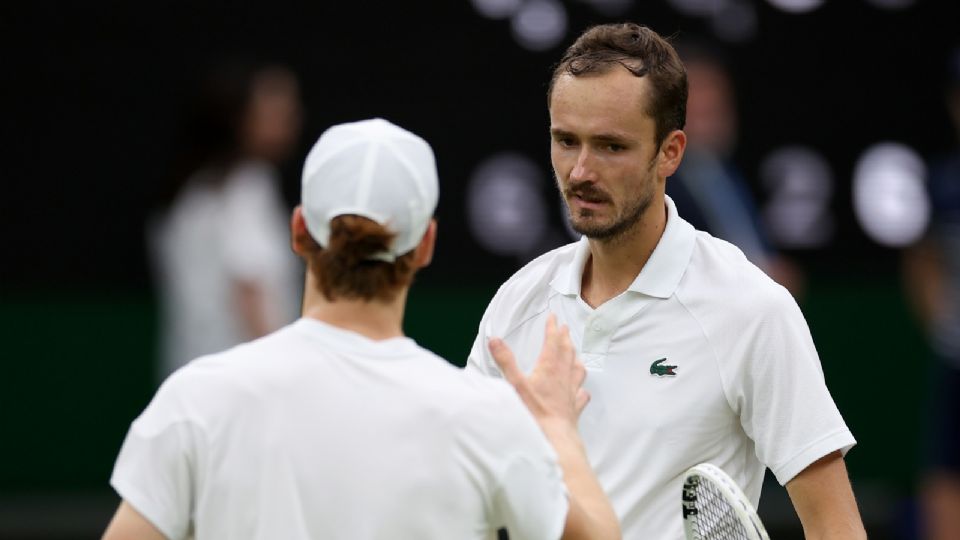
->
[[102, 118, 620, 540]]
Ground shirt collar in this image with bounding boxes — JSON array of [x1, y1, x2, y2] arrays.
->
[[550, 195, 696, 299], [292, 318, 421, 357]]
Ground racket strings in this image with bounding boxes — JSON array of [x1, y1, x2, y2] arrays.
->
[[689, 478, 750, 540]]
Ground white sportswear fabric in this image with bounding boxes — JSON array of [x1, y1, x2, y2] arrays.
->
[[112, 319, 568, 540], [467, 195, 855, 539]]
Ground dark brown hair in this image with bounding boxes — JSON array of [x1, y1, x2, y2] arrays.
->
[[157, 61, 295, 211], [547, 23, 687, 147], [302, 215, 417, 302]]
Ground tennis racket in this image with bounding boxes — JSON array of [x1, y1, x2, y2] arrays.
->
[[681, 463, 770, 540]]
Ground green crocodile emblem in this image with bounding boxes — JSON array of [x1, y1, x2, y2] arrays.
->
[[650, 358, 677, 377]]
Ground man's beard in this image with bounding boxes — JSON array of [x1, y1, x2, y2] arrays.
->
[[562, 177, 655, 241]]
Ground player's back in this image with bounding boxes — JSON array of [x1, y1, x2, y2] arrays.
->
[[111, 318, 566, 540]]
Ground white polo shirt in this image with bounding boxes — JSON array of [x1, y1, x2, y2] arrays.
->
[[111, 318, 567, 540], [467, 196, 855, 539]]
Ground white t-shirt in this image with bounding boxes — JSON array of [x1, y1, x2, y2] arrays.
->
[[111, 319, 568, 540], [149, 161, 301, 377], [467, 196, 855, 539]]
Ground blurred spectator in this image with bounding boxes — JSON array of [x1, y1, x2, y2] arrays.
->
[[668, 44, 805, 297], [902, 48, 960, 540], [149, 62, 304, 380]]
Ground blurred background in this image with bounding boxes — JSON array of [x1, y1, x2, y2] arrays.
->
[[2, 0, 958, 538]]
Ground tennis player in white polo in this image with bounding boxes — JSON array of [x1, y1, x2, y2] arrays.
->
[[466, 24, 866, 539], [102, 119, 619, 540]]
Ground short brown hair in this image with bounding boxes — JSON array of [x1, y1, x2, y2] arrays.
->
[[547, 23, 687, 147], [302, 215, 417, 302]]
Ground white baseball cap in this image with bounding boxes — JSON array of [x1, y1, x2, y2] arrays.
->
[[301, 118, 439, 261]]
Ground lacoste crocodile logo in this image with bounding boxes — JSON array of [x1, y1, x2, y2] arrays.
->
[[650, 358, 677, 377]]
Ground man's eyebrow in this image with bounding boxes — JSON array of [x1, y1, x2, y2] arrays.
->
[[549, 129, 633, 144], [592, 133, 632, 145]]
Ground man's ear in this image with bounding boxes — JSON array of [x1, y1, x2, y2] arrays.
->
[[657, 129, 687, 179], [413, 219, 437, 269], [290, 206, 312, 257]]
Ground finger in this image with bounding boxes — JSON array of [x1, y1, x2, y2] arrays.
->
[[488, 338, 524, 387], [543, 314, 559, 357], [535, 315, 562, 373], [545, 313, 558, 336], [572, 358, 587, 388], [557, 324, 574, 365], [575, 388, 591, 416]]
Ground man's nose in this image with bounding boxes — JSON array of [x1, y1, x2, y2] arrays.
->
[[570, 148, 596, 183]]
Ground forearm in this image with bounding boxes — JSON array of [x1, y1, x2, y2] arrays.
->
[[796, 510, 867, 540], [540, 420, 620, 540], [102, 501, 168, 540], [786, 452, 867, 539]]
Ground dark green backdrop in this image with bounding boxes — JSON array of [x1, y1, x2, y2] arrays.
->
[[0, 274, 930, 495]]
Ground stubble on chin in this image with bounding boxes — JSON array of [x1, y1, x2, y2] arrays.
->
[[557, 165, 656, 241], [567, 191, 652, 241]]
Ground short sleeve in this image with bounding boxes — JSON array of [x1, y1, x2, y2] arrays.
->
[[459, 384, 568, 540], [110, 376, 200, 540], [491, 453, 569, 540], [465, 331, 500, 377], [465, 299, 504, 377], [721, 290, 856, 485]]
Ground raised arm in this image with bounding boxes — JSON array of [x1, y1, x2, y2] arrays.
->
[[102, 501, 168, 540], [785, 451, 867, 539], [488, 315, 620, 540]]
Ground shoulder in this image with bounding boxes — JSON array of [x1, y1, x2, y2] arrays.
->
[[381, 347, 542, 448], [678, 231, 798, 331], [406, 346, 521, 411], [481, 240, 580, 334], [497, 240, 580, 294], [221, 160, 282, 202], [227, 160, 277, 184], [450, 371, 549, 452], [394, 340, 533, 418], [152, 328, 299, 416]]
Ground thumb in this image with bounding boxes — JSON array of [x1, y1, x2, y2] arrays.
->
[[575, 388, 591, 416], [488, 338, 524, 387]]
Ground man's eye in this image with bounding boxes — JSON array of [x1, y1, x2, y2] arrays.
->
[[607, 144, 625, 152], [557, 138, 576, 147]]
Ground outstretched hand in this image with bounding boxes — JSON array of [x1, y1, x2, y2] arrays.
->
[[490, 315, 620, 540], [487, 314, 590, 427]]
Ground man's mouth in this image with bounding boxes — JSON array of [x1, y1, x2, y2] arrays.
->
[[573, 193, 608, 204], [567, 187, 610, 205]]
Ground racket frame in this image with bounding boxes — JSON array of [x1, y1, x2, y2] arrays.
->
[[681, 463, 770, 540]]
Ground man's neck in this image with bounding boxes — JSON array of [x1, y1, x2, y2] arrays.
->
[[300, 272, 407, 340], [580, 197, 667, 309]]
